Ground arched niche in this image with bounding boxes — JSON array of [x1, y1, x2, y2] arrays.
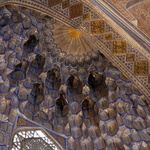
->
[[11, 127, 64, 150]]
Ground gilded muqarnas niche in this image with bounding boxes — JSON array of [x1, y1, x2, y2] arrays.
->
[[0, 4, 150, 150]]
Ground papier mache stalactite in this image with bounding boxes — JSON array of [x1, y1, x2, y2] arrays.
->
[[67, 69, 84, 95], [28, 54, 45, 80], [45, 64, 62, 93], [8, 58, 29, 87], [26, 78, 44, 114], [23, 35, 39, 54]]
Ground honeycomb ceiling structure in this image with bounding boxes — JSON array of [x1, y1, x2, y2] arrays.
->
[[0, 0, 150, 150]]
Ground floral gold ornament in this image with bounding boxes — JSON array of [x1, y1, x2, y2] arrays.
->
[[83, 13, 90, 21], [126, 54, 135, 62], [69, 3, 83, 19], [91, 20, 105, 34], [113, 40, 126, 54], [62, 0, 70, 9], [134, 61, 149, 75], [105, 33, 113, 40]]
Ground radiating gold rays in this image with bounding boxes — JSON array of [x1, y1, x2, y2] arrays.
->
[[68, 27, 82, 38], [53, 21, 93, 56]]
